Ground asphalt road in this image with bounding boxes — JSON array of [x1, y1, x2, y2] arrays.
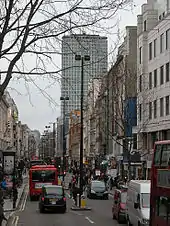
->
[[8, 192, 124, 226]]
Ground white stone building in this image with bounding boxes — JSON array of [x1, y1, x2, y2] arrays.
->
[[136, 0, 170, 178]]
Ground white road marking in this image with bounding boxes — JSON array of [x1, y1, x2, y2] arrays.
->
[[12, 216, 19, 226], [85, 216, 95, 224], [20, 186, 28, 211], [15, 216, 19, 226], [70, 210, 83, 216]]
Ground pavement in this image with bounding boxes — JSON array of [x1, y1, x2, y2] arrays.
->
[[6, 188, 123, 226], [2, 174, 28, 226]]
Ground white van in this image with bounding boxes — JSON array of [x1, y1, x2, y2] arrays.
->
[[126, 180, 150, 226]]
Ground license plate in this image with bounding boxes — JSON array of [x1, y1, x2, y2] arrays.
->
[[50, 199, 56, 204], [97, 193, 102, 196]]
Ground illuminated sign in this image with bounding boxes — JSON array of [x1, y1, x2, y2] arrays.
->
[[157, 170, 170, 188]]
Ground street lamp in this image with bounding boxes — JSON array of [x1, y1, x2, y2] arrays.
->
[[60, 96, 69, 181], [75, 54, 90, 207], [2, 147, 16, 209]]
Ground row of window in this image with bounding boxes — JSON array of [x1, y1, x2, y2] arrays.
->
[[149, 62, 169, 89], [139, 28, 170, 63], [139, 96, 170, 121], [139, 62, 170, 92]]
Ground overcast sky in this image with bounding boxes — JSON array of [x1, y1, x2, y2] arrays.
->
[[9, 0, 146, 133]]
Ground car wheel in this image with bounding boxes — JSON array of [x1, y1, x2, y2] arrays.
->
[[117, 213, 121, 224], [39, 205, 44, 213], [62, 206, 66, 213]]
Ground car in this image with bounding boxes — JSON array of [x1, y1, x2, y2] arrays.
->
[[112, 188, 127, 223], [87, 180, 108, 199], [39, 185, 66, 213]]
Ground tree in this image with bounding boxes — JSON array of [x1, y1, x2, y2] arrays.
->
[[0, 0, 132, 98]]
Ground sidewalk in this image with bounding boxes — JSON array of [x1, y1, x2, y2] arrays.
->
[[2, 174, 28, 226]]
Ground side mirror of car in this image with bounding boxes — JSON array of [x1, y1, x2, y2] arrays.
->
[[134, 202, 139, 209]]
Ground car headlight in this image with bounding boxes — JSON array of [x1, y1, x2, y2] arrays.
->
[[91, 190, 96, 194], [104, 191, 108, 194], [142, 219, 149, 224]]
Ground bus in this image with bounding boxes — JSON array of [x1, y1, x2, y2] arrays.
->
[[150, 140, 170, 226], [29, 159, 46, 168], [29, 165, 58, 200]]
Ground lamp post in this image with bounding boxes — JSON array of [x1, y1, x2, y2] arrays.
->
[[2, 147, 16, 209], [75, 54, 90, 207], [60, 96, 69, 181]]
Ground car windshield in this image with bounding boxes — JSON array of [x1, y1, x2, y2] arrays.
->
[[32, 170, 55, 182], [44, 187, 63, 195], [141, 193, 150, 208], [121, 192, 127, 203], [92, 182, 105, 189]]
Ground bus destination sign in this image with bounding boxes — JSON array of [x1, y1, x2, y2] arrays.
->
[[157, 170, 170, 188]]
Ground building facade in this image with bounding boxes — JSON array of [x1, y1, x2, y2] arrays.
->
[[136, 1, 170, 178], [61, 33, 108, 116]]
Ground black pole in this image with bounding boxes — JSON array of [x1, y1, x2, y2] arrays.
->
[[79, 57, 84, 207], [63, 100, 66, 181], [53, 122, 56, 157], [13, 154, 16, 209]]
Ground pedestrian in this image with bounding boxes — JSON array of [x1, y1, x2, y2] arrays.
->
[[0, 203, 7, 226], [12, 186, 18, 209]]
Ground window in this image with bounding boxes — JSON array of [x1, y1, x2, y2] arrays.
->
[[149, 72, 152, 89], [160, 65, 164, 85], [141, 193, 150, 208], [139, 47, 142, 64], [144, 20, 146, 31], [139, 75, 142, 92], [160, 97, 164, 116], [166, 29, 170, 49], [149, 102, 152, 119], [133, 134, 137, 149], [156, 196, 170, 222], [160, 33, 164, 53], [166, 96, 169, 115], [154, 39, 157, 57], [154, 144, 162, 165], [154, 69, 157, 87], [149, 42, 152, 60], [139, 104, 142, 121], [154, 100, 157, 118], [161, 144, 170, 166], [166, 62, 169, 82], [32, 170, 55, 182]]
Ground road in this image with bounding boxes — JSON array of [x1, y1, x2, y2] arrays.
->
[[7, 192, 124, 226]]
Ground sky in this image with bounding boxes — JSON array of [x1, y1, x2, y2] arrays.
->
[[9, 0, 147, 133]]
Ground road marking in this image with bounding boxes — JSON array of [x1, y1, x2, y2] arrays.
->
[[85, 216, 95, 224], [20, 186, 28, 211], [70, 210, 83, 216], [12, 216, 19, 226]]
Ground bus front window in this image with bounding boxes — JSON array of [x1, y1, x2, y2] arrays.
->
[[32, 170, 55, 182]]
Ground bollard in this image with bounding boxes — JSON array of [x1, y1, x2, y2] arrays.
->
[[81, 194, 86, 208], [77, 194, 80, 207]]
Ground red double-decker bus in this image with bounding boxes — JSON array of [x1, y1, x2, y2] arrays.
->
[[29, 165, 58, 200], [150, 140, 170, 226]]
